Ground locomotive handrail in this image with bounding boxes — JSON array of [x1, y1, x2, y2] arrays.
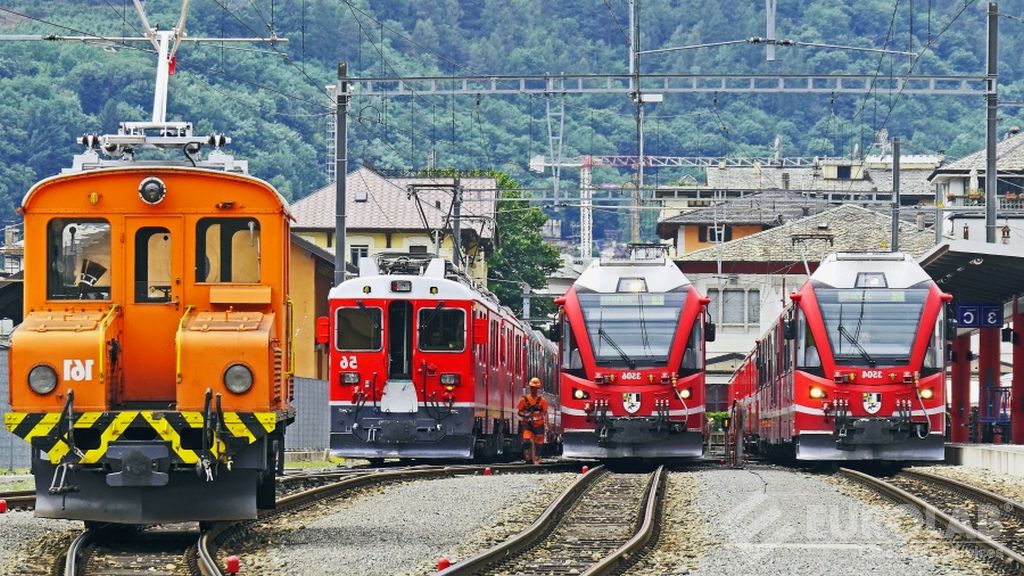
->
[[96, 304, 120, 384], [437, 466, 607, 575], [175, 305, 195, 384]]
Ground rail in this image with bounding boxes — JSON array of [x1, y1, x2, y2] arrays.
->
[[582, 465, 666, 576], [839, 467, 1024, 572]]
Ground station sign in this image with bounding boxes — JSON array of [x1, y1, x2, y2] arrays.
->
[[957, 304, 1003, 328]]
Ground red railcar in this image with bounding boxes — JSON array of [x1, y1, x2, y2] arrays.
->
[[319, 254, 558, 460], [556, 245, 711, 459], [729, 252, 949, 461]]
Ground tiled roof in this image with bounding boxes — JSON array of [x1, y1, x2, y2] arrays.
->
[[658, 190, 821, 227], [291, 167, 496, 240], [677, 204, 938, 263], [657, 189, 937, 238], [703, 164, 934, 196], [939, 132, 1024, 173]]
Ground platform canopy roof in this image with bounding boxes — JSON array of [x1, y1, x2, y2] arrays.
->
[[919, 240, 1024, 305]]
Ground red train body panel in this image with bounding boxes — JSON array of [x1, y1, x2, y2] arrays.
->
[[321, 254, 558, 460], [557, 246, 710, 459], [729, 252, 948, 461]]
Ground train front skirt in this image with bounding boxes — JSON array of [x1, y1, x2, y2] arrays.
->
[[562, 423, 703, 458], [794, 431, 945, 460], [330, 403, 478, 459]]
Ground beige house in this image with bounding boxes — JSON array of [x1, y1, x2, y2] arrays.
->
[[290, 167, 498, 283]]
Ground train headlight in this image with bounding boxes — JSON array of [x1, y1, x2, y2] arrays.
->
[[28, 364, 58, 395], [809, 386, 827, 399], [572, 387, 589, 400], [920, 387, 934, 400], [223, 363, 254, 394], [678, 387, 692, 400], [138, 176, 167, 205]]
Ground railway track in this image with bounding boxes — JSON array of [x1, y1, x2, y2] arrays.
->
[[840, 467, 1024, 573], [0, 489, 35, 510], [438, 465, 666, 576], [195, 462, 573, 575]]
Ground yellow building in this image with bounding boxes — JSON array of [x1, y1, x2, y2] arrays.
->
[[290, 167, 497, 282]]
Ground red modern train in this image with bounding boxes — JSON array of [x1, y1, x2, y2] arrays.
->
[[318, 253, 559, 461], [556, 245, 711, 459], [729, 252, 949, 461]]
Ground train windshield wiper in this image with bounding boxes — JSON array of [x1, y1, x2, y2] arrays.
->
[[356, 300, 381, 332], [836, 323, 876, 367], [597, 327, 635, 369]]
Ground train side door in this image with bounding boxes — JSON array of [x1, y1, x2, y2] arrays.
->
[[120, 216, 183, 404]]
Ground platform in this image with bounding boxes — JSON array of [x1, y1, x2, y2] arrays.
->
[[945, 443, 1024, 476]]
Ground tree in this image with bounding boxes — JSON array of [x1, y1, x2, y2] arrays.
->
[[487, 172, 562, 319]]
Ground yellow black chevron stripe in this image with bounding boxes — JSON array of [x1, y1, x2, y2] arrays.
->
[[4, 411, 278, 465]]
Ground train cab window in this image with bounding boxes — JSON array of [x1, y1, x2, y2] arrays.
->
[[47, 219, 111, 300], [335, 307, 382, 350], [681, 320, 703, 372], [195, 218, 260, 283], [134, 227, 172, 303], [796, 315, 821, 370], [418, 308, 465, 352], [561, 315, 584, 374]]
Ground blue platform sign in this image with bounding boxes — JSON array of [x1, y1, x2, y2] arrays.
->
[[957, 305, 1003, 328]]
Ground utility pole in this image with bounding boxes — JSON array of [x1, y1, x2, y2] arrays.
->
[[630, 0, 643, 244], [986, 2, 999, 244], [580, 156, 593, 262], [335, 62, 349, 285], [453, 176, 463, 269], [891, 137, 901, 252]]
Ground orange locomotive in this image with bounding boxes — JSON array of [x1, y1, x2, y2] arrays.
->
[[3, 124, 294, 523]]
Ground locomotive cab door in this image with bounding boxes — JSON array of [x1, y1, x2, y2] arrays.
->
[[381, 300, 417, 413], [119, 217, 183, 405]]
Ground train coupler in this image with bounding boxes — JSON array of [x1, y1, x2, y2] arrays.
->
[[48, 462, 79, 496]]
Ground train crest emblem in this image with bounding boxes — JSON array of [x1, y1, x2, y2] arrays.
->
[[622, 392, 641, 414], [862, 392, 882, 414]]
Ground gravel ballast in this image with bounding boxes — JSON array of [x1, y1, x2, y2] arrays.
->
[[238, 471, 576, 575], [686, 466, 987, 576], [0, 511, 78, 576]]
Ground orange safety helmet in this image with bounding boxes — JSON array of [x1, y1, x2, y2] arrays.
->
[[528, 377, 542, 389]]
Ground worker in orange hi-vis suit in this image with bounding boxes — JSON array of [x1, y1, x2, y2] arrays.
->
[[517, 378, 548, 464]]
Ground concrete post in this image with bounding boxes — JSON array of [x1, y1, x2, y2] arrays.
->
[[951, 334, 971, 443]]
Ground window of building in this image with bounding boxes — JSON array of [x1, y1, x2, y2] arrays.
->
[[47, 219, 111, 300], [350, 244, 369, 265], [698, 224, 732, 243], [195, 218, 260, 283], [836, 165, 852, 179], [409, 245, 428, 254], [335, 307, 382, 350], [708, 287, 760, 326], [418, 308, 465, 352]]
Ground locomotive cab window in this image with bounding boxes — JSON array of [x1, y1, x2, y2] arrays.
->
[[418, 308, 465, 352], [134, 227, 172, 303], [196, 218, 260, 283], [47, 219, 111, 300], [335, 307, 382, 350]]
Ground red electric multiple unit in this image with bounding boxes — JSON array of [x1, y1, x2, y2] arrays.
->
[[729, 252, 949, 461], [318, 253, 559, 461], [556, 245, 711, 459]]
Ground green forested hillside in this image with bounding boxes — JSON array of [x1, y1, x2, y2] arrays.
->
[[3, 1, 1024, 235]]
